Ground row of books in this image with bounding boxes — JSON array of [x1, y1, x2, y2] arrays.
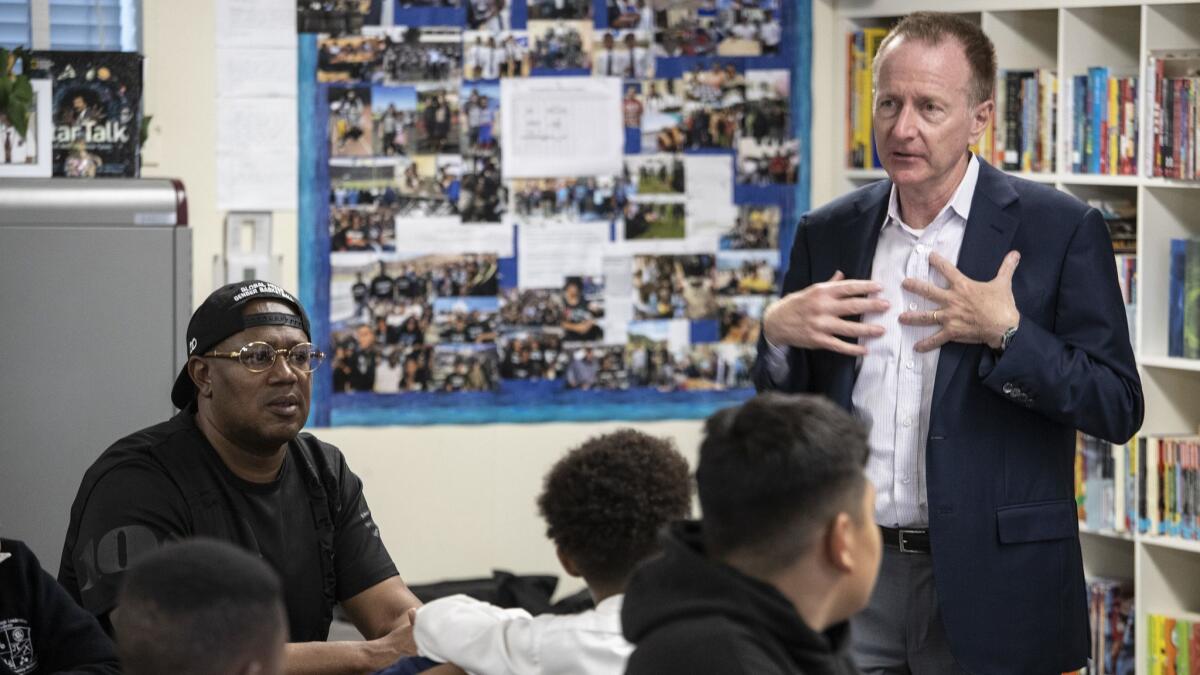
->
[[845, 27, 888, 170], [1148, 612, 1200, 674], [1148, 51, 1200, 181], [1139, 435, 1200, 540], [1066, 578, 1135, 675], [1065, 68, 1138, 176], [1074, 433, 1200, 540], [1076, 433, 1129, 532], [1168, 239, 1200, 358], [990, 69, 1057, 173]]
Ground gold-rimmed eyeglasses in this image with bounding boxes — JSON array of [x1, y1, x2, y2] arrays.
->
[[204, 341, 326, 373]]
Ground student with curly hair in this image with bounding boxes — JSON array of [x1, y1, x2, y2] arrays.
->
[[409, 429, 692, 675]]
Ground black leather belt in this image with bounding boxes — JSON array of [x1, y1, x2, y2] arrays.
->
[[879, 526, 931, 553]]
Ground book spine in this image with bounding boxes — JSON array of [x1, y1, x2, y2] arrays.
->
[[1041, 70, 1056, 172], [1185, 240, 1200, 358], [1089, 66, 1108, 174], [1170, 238, 1186, 357], [1023, 75, 1037, 172], [1074, 74, 1087, 173], [1140, 435, 1149, 532], [1155, 57, 1164, 177], [849, 31, 859, 168], [1125, 76, 1138, 176], [1109, 75, 1119, 175], [1006, 71, 1022, 170]]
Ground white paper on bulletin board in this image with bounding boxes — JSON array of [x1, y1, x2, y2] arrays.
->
[[216, 0, 295, 48], [516, 221, 609, 288], [218, 147, 298, 211], [500, 77, 624, 178]]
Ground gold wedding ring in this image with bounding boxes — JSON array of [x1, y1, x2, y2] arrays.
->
[[933, 310, 941, 324]]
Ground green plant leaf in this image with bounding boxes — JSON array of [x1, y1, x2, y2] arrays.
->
[[0, 45, 34, 139], [11, 77, 31, 105], [7, 97, 27, 138], [139, 113, 153, 148]]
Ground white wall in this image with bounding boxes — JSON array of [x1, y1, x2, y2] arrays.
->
[[138, 1, 708, 588]]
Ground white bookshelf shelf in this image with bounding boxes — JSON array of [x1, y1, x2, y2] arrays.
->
[[1142, 178, 1200, 190], [1079, 524, 1137, 542], [822, 3, 1200, 672], [1138, 355, 1200, 372], [1057, 173, 1143, 187], [1141, 535, 1200, 555]]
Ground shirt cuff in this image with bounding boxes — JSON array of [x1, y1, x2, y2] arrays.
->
[[762, 336, 791, 387]]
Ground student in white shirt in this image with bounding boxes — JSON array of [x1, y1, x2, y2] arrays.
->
[[481, 35, 502, 80], [466, 36, 487, 80], [621, 32, 652, 79], [409, 429, 692, 675], [759, 10, 782, 52], [592, 32, 629, 77]]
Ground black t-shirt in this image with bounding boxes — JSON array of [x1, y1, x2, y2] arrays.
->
[[466, 321, 491, 342], [349, 348, 377, 391], [393, 276, 412, 300], [352, 281, 369, 304], [57, 411, 398, 642], [370, 274, 395, 300]]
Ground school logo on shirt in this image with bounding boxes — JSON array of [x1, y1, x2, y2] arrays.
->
[[0, 618, 36, 674]]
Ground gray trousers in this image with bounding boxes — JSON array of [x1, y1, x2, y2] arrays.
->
[[850, 543, 971, 675]]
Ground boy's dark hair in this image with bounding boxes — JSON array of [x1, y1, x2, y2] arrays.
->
[[538, 429, 691, 586], [697, 393, 870, 573], [875, 11, 997, 106], [114, 538, 286, 675]]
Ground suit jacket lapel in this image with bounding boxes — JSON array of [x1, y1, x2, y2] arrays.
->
[[930, 160, 1020, 412], [843, 180, 891, 282], [828, 180, 890, 409]]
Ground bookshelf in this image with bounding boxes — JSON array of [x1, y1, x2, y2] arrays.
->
[[814, 1, 1200, 672]]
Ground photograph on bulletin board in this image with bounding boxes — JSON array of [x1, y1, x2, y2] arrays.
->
[[297, 0, 809, 425]]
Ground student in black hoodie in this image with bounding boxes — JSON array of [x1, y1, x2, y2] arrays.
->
[[622, 392, 881, 675], [0, 538, 119, 674]]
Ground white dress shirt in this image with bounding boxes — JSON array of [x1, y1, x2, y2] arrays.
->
[[592, 49, 630, 78], [765, 155, 980, 527], [414, 593, 632, 675]]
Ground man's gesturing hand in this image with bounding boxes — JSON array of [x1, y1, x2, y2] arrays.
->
[[898, 251, 1021, 353], [762, 270, 889, 357]]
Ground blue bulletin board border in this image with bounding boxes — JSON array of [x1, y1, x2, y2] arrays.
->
[[299, 2, 810, 426]]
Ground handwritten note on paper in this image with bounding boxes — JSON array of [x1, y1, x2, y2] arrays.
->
[[216, 0, 295, 48], [516, 222, 609, 288], [685, 156, 738, 234], [501, 77, 624, 178]]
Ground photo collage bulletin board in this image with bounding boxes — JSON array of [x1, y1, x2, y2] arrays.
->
[[298, 0, 811, 425]]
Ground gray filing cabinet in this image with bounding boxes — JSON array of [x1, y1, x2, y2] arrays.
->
[[0, 178, 191, 572]]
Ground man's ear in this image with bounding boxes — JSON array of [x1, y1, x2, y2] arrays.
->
[[969, 99, 994, 144], [824, 513, 855, 573], [187, 356, 214, 400], [556, 546, 582, 579]]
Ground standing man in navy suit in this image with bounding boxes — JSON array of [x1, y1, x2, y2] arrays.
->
[[755, 12, 1142, 675]]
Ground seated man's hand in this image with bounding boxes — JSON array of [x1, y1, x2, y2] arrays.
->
[[363, 608, 419, 671]]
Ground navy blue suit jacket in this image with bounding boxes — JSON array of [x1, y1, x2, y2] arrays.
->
[[754, 159, 1143, 674]]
